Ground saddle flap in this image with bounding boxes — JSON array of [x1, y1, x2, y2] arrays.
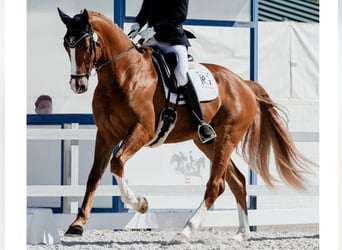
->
[[152, 50, 178, 93], [163, 53, 178, 71], [151, 49, 218, 102]]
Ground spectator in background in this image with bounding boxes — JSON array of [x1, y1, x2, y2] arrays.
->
[[35, 95, 52, 114]]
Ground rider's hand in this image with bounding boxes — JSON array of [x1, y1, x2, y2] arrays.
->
[[129, 22, 140, 39], [139, 27, 155, 42]]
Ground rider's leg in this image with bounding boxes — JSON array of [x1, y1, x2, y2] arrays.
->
[[179, 76, 216, 143], [157, 44, 216, 144]]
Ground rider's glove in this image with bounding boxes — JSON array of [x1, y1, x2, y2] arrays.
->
[[139, 27, 155, 43], [129, 22, 140, 39]]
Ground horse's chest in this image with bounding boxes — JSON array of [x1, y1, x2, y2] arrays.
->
[[92, 85, 137, 138], [92, 101, 131, 139]]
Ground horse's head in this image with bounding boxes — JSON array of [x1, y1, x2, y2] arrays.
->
[[58, 8, 99, 94]]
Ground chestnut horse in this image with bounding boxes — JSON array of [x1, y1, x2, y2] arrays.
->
[[58, 9, 314, 243]]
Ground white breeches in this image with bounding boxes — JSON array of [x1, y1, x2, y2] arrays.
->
[[146, 39, 189, 87]]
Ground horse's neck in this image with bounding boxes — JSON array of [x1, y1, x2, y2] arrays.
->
[[94, 29, 133, 84], [91, 15, 151, 91], [90, 15, 132, 60], [107, 30, 131, 54]]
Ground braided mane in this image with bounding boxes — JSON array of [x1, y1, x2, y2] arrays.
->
[[80, 9, 103, 16]]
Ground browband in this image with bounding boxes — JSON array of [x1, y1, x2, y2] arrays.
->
[[64, 29, 91, 48]]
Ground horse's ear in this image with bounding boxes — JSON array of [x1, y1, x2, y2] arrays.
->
[[58, 8, 71, 25], [82, 9, 89, 22]]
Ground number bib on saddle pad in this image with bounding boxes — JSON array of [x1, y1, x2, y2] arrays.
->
[[164, 64, 218, 104]]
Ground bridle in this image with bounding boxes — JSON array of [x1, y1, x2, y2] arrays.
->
[[65, 28, 97, 80], [66, 27, 137, 80]]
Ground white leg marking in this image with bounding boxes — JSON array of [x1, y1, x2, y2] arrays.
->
[[170, 200, 208, 244], [113, 174, 140, 211], [233, 203, 251, 241]]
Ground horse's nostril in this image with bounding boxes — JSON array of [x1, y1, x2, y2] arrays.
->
[[79, 85, 86, 91], [75, 83, 87, 94]]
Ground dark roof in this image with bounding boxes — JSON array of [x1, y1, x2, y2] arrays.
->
[[259, 0, 319, 22]]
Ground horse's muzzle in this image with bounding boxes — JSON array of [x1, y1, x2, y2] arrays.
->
[[69, 76, 89, 94]]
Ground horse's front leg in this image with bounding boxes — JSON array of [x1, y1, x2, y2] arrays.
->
[[113, 173, 148, 213], [65, 131, 114, 236], [110, 122, 153, 213]]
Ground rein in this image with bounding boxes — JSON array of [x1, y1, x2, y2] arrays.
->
[[95, 43, 136, 72]]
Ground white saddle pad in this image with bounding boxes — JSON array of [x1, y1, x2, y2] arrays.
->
[[164, 64, 218, 104]]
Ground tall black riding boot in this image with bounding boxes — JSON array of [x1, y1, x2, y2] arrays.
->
[[180, 77, 216, 144]]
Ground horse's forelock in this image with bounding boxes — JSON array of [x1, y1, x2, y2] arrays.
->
[[86, 10, 104, 17]]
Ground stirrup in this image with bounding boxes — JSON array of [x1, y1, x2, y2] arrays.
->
[[198, 124, 216, 144]]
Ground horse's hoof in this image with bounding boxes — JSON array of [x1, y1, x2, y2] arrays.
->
[[233, 230, 250, 242], [64, 225, 83, 237], [169, 233, 190, 245], [137, 196, 149, 214]]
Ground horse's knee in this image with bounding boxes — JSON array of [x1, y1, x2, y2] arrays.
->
[[110, 157, 124, 177]]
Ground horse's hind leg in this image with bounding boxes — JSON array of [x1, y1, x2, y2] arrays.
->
[[171, 127, 237, 243], [226, 159, 250, 241]]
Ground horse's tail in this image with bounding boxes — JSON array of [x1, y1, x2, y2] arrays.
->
[[241, 80, 316, 190]]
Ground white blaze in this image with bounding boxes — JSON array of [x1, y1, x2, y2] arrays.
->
[[70, 48, 77, 75]]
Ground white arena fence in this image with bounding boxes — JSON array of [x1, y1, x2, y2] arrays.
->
[[27, 114, 318, 230]]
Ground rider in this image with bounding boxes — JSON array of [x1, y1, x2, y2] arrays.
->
[[129, 0, 217, 144]]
